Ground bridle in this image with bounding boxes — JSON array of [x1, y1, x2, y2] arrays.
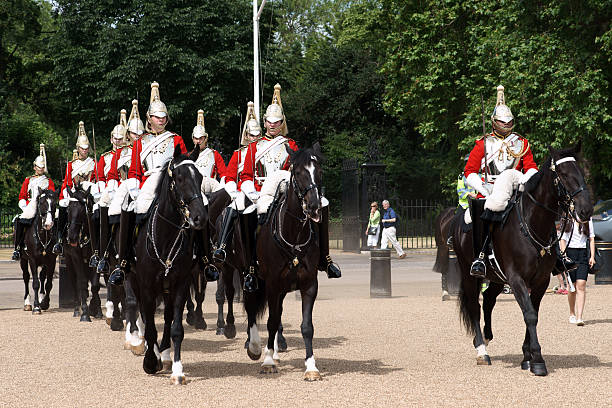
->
[[34, 192, 55, 256], [147, 159, 202, 277], [67, 191, 92, 248], [289, 162, 321, 221], [519, 155, 588, 257]]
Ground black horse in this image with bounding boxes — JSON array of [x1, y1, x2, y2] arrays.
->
[[244, 144, 326, 381], [452, 145, 592, 376], [65, 185, 103, 322], [18, 188, 58, 313], [433, 206, 456, 299], [132, 146, 207, 385]]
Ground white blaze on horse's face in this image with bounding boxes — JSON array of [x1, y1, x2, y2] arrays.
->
[[44, 198, 54, 230], [305, 160, 321, 222]]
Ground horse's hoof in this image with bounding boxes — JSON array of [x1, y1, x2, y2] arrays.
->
[[124, 342, 131, 350], [94, 311, 103, 320], [476, 355, 491, 365], [224, 324, 236, 339], [171, 375, 187, 385], [80, 314, 92, 322], [106, 317, 112, 326], [143, 357, 161, 374], [162, 361, 172, 372], [484, 338, 491, 346], [304, 371, 322, 381], [24, 305, 32, 311], [260, 365, 278, 374], [273, 358, 280, 365], [194, 319, 207, 330], [530, 362, 548, 376], [32, 307, 42, 315], [216, 328, 224, 335], [40, 299, 50, 310], [131, 342, 146, 356], [110, 318, 124, 331], [247, 348, 261, 361], [521, 361, 531, 370], [277, 338, 288, 353], [186, 312, 195, 326]]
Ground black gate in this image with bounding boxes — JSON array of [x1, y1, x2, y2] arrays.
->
[[342, 159, 361, 252]]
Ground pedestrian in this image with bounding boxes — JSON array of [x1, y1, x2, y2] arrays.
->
[[560, 218, 595, 326], [365, 201, 381, 249], [380, 200, 406, 259]]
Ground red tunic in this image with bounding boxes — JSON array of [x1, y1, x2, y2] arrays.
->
[[239, 137, 298, 191], [96, 151, 115, 184], [464, 134, 538, 198], [127, 133, 187, 186], [107, 147, 127, 184], [19, 176, 56, 204], [225, 149, 243, 185], [59, 159, 97, 199]]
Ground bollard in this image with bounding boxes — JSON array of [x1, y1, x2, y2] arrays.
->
[[370, 249, 391, 298], [595, 242, 612, 285], [58, 255, 76, 308], [447, 249, 461, 295]]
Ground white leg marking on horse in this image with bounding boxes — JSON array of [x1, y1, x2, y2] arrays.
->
[[153, 344, 161, 360], [24, 295, 31, 306], [249, 324, 261, 356], [161, 348, 171, 362], [476, 344, 488, 357], [125, 322, 131, 342], [305, 356, 319, 373], [262, 347, 276, 367], [171, 361, 184, 377], [273, 333, 280, 361], [105, 301, 114, 318], [136, 315, 145, 337]]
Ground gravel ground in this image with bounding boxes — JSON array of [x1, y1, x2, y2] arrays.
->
[[1, 254, 612, 407]]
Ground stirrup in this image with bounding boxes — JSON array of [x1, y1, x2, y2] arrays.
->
[[446, 236, 453, 247], [243, 267, 258, 292], [97, 257, 109, 274], [470, 258, 486, 278], [11, 249, 20, 261], [89, 250, 100, 268], [109, 260, 127, 286], [52, 242, 63, 255], [204, 259, 219, 282], [212, 246, 227, 262]]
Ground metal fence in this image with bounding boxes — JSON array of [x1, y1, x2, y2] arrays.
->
[[0, 212, 18, 248], [330, 199, 453, 250]]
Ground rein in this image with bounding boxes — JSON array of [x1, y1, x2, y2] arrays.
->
[[33, 194, 55, 256]]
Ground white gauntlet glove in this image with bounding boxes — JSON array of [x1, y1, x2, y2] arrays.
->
[[224, 181, 239, 201], [466, 173, 490, 197], [125, 178, 140, 200], [241, 180, 259, 202], [18, 199, 27, 210]]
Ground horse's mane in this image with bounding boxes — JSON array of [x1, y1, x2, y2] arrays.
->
[[153, 154, 190, 198], [289, 146, 324, 167], [523, 147, 580, 193]]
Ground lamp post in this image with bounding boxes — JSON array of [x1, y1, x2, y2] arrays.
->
[[253, 0, 267, 122]]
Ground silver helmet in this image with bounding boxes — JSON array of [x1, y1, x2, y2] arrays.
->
[[491, 85, 514, 137], [241, 101, 262, 146], [127, 99, 145, 136], [146, 82, 169, 132], [192, 109, 208, 140], [263, 83, 288, 137], [75, 121, 90, 149], [111, 109, 128, 147]]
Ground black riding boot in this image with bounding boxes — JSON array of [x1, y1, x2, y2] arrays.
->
[[242, 212, 259, 292], [88, 208, 100, 267], [97, 206, 110, 274], [212, 207, 239, 262], [12, 220, 26, 260], [109, 209, 135, 286], [470, 223, 491, 278], [53, 206, 67, 255], [197, 220, 219, 282], [317, 206, 341, 279]]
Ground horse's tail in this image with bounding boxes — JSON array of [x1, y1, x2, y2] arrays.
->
[[458, 284, 478, 336], [432, 246, 449, 274], [243, 276, 267, 321], [432, 207, 453, 274]]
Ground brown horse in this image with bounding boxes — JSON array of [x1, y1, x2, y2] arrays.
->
[[433, 206, 456, 300], [452, 145, 592, 376]]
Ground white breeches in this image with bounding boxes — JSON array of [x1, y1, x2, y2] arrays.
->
[[134, 172, 163, 214], [108, 183, 129, 216], [19, 200, 37, 219], [484, 169, 522, 212], [257, 170, 291, 215]]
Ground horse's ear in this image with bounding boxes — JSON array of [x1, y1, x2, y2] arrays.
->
[[312, 142, 322, 157], [547, 145, 556, 157], [189, 146, 200, 162], [174, 144, 183, 159]]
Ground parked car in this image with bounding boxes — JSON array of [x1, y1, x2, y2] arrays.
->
[[592, 199, 612, 241]]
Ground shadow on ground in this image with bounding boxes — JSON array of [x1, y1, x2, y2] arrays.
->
[[494, 353, 612, 373]]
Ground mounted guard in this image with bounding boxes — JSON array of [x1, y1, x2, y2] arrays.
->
[[53, 121, 97, 254], [108, 82, 188, 285], [192, 109, 227, 181], [12, 144, 56, 260], [235, 84, 341, 290]]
